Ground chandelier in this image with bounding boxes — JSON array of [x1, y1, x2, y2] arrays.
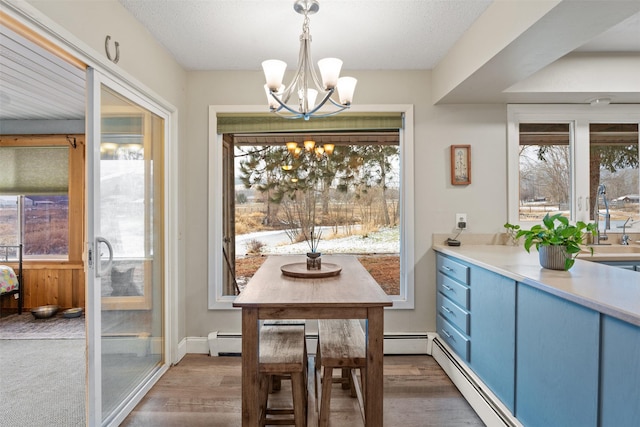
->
[[262, 0, 357, 121], [281, 140, 335, 182]]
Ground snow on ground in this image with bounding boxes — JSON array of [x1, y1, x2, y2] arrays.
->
[[257, 227, 400, 255]]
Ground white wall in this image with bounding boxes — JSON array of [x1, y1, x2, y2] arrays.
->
[[186, 69, 508, 336], [20, 0, 510, 341]]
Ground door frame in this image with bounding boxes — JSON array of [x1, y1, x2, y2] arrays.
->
[[1, 0, 180, 424]]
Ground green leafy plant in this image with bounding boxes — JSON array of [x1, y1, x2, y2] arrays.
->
[[506, 213, 597, 270], [503, 222, 521, 246]]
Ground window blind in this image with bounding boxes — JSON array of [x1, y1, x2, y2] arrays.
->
[[0, 146, 69, 194], [216, 112, 404, 134]]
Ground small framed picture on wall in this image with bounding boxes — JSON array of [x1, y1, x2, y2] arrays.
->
[[451, 145, 471, 185]]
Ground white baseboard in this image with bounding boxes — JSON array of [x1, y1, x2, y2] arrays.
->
[[204, 331, 431, 356], [176, 337, 188, 362], [186, 336, 211, 354], [432, 337, 522, 427]]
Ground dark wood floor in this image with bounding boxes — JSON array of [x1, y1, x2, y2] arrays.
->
[[122, 354, 485, 426]]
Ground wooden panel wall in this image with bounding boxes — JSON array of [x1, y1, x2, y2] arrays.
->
[[0, 263, 85, 312]]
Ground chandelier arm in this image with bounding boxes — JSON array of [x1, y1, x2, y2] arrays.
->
[[325, 96, 350, 109], [268, 91, 305, 115], [272, 103, 349, 120], [302, 88, 335, 116], [301, 37, 325, 92]]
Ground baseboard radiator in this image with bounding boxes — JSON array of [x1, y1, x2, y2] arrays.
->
[[207, 331, 431, 357], [431, 337, 522, 427]]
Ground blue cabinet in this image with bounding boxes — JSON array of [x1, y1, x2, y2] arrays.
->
[[600, 315, 640, 426], [436, 255, 516, 413], [469, 267, 515, 413], [516, 284, 600, 427], [435, 250, 640, 427], [436, 254, 470, 361]]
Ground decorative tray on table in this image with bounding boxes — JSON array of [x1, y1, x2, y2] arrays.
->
[[280, 263, 342, 278]]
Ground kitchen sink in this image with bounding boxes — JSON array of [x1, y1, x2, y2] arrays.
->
[[584, 245, 640, 254]]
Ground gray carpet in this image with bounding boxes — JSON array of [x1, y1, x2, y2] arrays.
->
[[0, 339, 85, 426], [0, 313, 85, 339]]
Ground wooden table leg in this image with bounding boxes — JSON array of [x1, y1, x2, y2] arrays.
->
[[241, 307, 259, 426], [365, 306, 384, 426]]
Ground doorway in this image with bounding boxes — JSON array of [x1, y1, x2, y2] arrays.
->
[[0, 8, 174, 426]]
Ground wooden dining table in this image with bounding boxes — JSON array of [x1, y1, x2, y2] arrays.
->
[[233, 254, 393, 426]]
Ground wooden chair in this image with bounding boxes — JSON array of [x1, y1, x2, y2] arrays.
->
[[316, 319, 367, 426], [259, 324, 308, 426]]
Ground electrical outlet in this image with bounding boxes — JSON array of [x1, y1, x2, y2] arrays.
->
[[456, 213, 467, 230]]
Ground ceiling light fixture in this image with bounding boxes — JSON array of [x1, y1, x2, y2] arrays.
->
[[590, 97, 612, 106], [262, 0, 357, 121]]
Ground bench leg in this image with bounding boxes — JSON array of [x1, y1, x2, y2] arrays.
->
[[319, 367, 334, 427], [291, 371, 307, 427], [341, 368, 351, 390], [259, 374, 269, 426]]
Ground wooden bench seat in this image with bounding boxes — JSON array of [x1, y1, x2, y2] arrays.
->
[[259, 324, 307, 426], [316, 319, 366, 426]]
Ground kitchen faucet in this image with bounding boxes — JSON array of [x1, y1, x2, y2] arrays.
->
[[593, 184, 611, 245], [619, 217, 632, 245]]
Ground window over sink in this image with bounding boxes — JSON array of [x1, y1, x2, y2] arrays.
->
[[508, 105, 639, 232]]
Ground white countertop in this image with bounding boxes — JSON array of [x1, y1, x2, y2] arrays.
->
[[433, 244, 640, 327]]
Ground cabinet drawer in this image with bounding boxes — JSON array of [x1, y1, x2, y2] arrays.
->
[[438, 292, 470, 335], [437, 254, 470, 285], [437, 314, 470, 361], [437, 272, 470, 309]]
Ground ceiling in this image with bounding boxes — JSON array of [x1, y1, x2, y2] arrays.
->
[[0, 0, 639, 123]]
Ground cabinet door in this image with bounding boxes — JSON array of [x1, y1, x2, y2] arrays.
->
[[516, 284, 600, 427], [469, 267, 516, 413], [600, 315, 640, 426]]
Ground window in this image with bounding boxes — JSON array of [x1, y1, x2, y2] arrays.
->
[[0, 195, 69, 257], [231, 136, 400, 296], [0, 136, 84, 261], [208, 106, 415, 309], [508, 105, 640, 231], [518, 123, 571, 221]]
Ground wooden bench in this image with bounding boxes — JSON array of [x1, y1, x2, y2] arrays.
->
[[316, 319, 367, 426], [259, 324, 307, 426], [262, 320, 307, 391]]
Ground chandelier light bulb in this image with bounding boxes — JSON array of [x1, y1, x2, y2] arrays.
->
[[286, 141, 298, 153], [264, 84, 284, 109], [262, 60, 287, 91], [318, 58, 342, 89], [305, 89, 318, 112], [337, 76, 357, 105], [304, 140, 316, 151], [323, 143, 335, 155]]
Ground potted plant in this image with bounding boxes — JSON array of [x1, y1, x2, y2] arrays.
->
[[506, 213, 597, 271]]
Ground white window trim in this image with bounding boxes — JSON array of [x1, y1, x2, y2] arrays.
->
[[208, 104, 415, 309], [507, 104, 640, 227]]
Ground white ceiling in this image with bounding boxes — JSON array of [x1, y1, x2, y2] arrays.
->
[[118, 0, 494, 71], [117, 0, 639, 71], [0, 0, 639, 123]]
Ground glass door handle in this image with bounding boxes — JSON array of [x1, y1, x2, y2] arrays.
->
[[95, 237, 113, 277]]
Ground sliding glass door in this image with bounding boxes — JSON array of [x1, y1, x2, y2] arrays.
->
[[87, 68, 167, 426]]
